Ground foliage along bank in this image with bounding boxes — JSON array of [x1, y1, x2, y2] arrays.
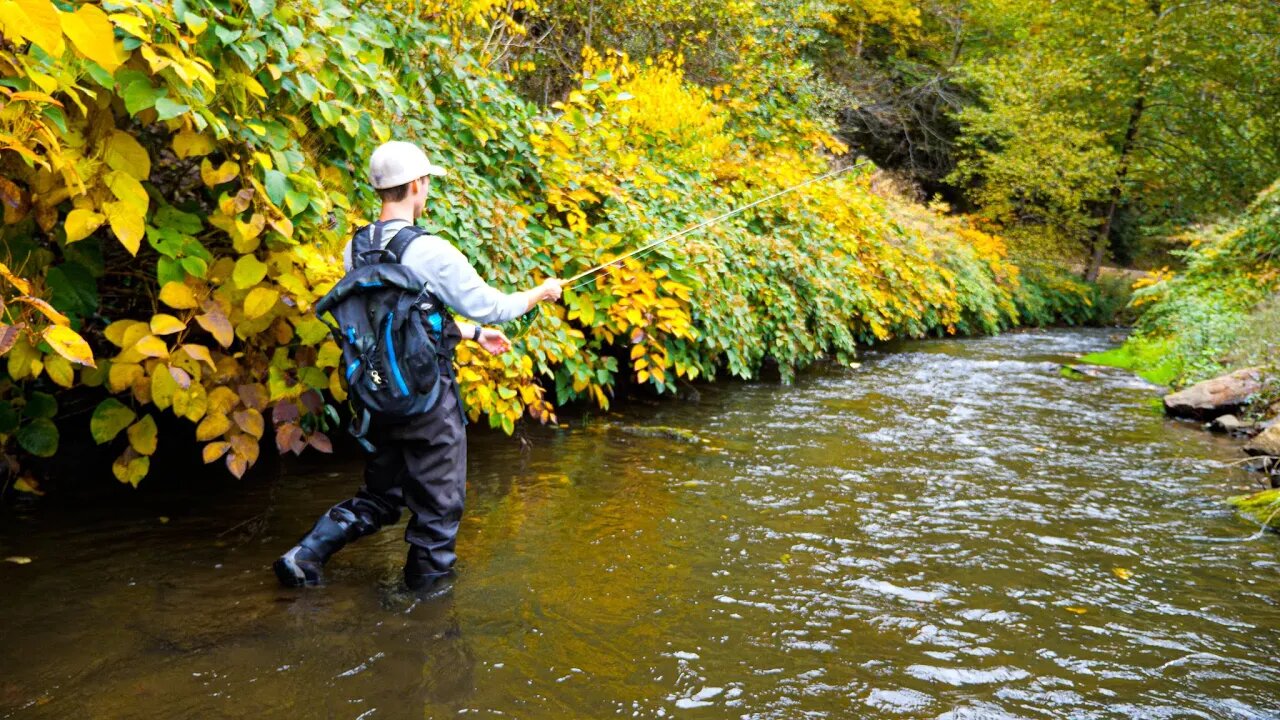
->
[[0, 0, 1099, 493], [1083, 180, 1280, 390]]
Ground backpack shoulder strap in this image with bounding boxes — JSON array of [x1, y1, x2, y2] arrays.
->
[[385, 224, 429, 263], [350, 221, 385, 268]]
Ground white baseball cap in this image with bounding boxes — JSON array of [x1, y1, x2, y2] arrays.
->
[[367, 141, 446, 189]]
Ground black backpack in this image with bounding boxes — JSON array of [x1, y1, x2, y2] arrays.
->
[[315, 222, 448, 445]]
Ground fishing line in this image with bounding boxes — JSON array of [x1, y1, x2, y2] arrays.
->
[[564, 160, 870, 292], [504, 160, 870, 340]]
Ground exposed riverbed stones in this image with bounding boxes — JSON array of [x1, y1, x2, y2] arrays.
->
[[1163, 367, 1263, 421]]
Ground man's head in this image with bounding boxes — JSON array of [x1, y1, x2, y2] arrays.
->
[[368, 141, 447, 216]]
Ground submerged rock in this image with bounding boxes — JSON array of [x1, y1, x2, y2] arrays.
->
[[1228, 489, 1280, 530], [612, 424, 708, 444], [1163, 367, 1264, 421], [1210, 414, 1258, 437]]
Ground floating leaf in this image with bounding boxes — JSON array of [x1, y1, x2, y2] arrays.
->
[[1112, 567, 1133, 581]]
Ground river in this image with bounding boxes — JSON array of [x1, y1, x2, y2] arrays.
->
[[2, 329, 1276, 719]]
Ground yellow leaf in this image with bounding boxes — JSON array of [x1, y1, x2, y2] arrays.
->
[[107, 362, 143, 393], [637, 369, 650, 383], [200, 158, 239, 187], [111, 451, 149, 487], [172, 129, 215, 159], [16, 295, 68, 325], [181, 343, 216, 370], [64, 208, 106, 243], [44, 354, 74, 387], [1112, 567, 1133, 581], [0, 261, 32, 294], [150, 314, 185, 335], [103, 201, 144, 255], [42, 325, 96, 367], [243, 287, 279, 319], [233, 408, 264, 439], [5, 555, 33, 565], [103, 130, 151, 180], [207, 386, 238, 415], [105, 170, 148, 213], [110, 12, 148, 39], [159, 281, 199, 309], [60, 3, 125, 72], [1065, 607, 1088, 615], [196, 412, 232, 441], [202, 441, 230, 463], [0, 0, 65, 56], [127, 415, 158, 456], [133, 334, 169, 359], [150, 365, 178, 410], [104, 319, 143, 347]]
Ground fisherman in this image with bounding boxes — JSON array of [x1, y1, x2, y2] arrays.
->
[[273, 140, 563, 591]]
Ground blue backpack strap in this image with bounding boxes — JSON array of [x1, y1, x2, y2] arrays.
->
[[384, 224, 427, 263]]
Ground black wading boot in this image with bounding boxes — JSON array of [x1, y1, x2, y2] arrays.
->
[[273, 507, 370, 587], [404, 545, 454, 592]]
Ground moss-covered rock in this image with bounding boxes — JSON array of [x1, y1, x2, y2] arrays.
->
[[1228, 489, 1280, 529]]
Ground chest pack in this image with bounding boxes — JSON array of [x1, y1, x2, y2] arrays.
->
[[315, 222, 449, 437]]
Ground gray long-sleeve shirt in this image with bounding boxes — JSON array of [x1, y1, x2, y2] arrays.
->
[[342, 220, 527, 325]]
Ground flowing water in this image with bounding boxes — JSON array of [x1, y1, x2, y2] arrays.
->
[[2, 329, 1277, 719]]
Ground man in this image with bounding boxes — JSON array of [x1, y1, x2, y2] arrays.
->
[[274, 140, 562, 590]]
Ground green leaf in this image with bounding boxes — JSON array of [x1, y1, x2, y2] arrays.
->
[[263, 169, 288, 206], [119, 72, 166, 116], [0, 401, 18, 434], [153, 205, 204, 235], [154, 97, 190, 121], [16, 418, 58, 458], [46, 263, 98, 317], [91, 398, 137, 444], [232, 255, 268, 289], [249, 0, 276, 17], [25, 392, 57, 420]]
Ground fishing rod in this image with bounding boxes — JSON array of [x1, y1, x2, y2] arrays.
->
[[506, 159, 871, 339]]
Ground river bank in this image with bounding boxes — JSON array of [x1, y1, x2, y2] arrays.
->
[[3, 329, 1275, 718]]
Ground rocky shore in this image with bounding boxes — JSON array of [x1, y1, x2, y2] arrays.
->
[[1158, 367, 1280, 528]]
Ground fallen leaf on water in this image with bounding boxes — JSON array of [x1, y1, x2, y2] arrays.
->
[[158, 516, 170, 524], [1112, 567, 1133, 580], [5, 556, 33, 565], [1065, 606, 1088, 614]]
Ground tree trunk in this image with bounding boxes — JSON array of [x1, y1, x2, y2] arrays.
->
[[1085, 0, 1163, 282], [1085, 90, 1146, 281]]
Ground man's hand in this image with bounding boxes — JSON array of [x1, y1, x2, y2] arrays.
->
[[537, 278, 563, 303], [477, 327, 511, 355]]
